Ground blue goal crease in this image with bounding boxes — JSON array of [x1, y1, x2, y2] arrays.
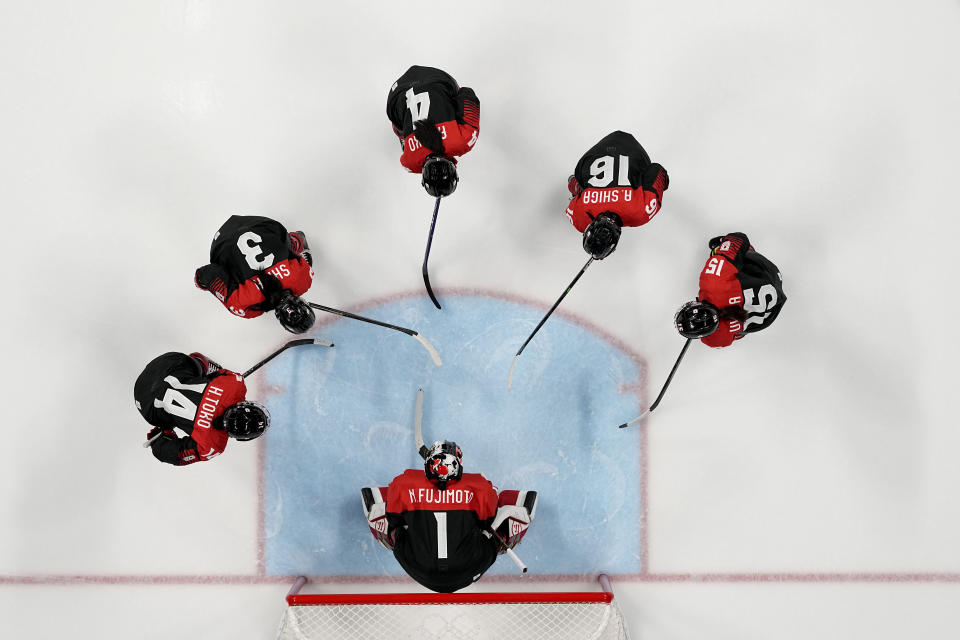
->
[[262, 294, 644, 577]]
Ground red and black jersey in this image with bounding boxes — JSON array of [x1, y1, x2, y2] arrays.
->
[[134, 352, 247, 465], [385, 469, 499, 593], [386, 65, 480, 173], [697, 232, 787, 348], [565, 130, 669, 232], [194, 215, 313, 319]]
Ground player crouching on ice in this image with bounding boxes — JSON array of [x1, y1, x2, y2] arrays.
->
[[566, 130, 669, 260], [362, 441, 537, 593], [194, 215, 316, 334], [675, 232, 786, 347], [134, 352, 269, 466], [386, 65, 480, 198]]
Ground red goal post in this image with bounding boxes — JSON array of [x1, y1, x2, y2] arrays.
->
[[276, 574, 630, 639]]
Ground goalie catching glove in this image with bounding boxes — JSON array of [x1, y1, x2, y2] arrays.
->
[[490, 490, 538, 552]]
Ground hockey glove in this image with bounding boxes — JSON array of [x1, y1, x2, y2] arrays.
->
[[413, 119, 445, 154], [188, 352, 222, 377], [491, 490, 537, 552], [361, 487, 396, 551], [567, 175, 582, 199], [250, 272, 286, 311], [146, 427, 177, 444]]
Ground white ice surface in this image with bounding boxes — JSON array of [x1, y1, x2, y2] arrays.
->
[[2, 0, 959, 637]]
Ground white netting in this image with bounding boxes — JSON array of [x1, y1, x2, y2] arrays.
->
[[276, 599, 629, 640]]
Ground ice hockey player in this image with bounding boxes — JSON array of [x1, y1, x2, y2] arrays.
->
[[194, 215, 316, 333], [675, 232, 787, 347], [386, 65, 480, 197], [134, 351, 269, 466], [565, 130, 670, 260], [362, 441, 537, 593]]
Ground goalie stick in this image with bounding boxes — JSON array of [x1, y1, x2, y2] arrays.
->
[[143, 338, 333, 448], [507, 257, 594, 389], [422, 196, 443, 309], [413, 388, 527, 574], [307, 302, 442, 367], [618, 338, 692, 429]]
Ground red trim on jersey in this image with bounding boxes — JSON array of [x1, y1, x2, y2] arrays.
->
[[221, 257, 313, 318], [399, 120, 479, 173], [190, 371, 246, 459], [698, 254, 744, 348], [385, 470, 497, 518], [565, 186, 662, 233]]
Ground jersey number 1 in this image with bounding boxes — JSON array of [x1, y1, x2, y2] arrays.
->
[[433, 512, 448, 559]]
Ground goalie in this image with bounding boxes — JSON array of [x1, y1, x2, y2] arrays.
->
[[362, 440, 537, 593]]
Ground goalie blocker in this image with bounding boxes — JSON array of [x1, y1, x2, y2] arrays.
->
[[362, 451, 537, 593]]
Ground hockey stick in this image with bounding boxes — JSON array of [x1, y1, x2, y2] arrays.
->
[[422, 196, 443, 309], [414, 387, 429, 459], [507, 257, 594, 389], [488, 528, 528, 574], [307, 302, 442, 367], [618, 338, 693, 429], [143, 338, 333, 448]]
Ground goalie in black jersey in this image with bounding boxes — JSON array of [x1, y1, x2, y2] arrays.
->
[[362, 441, 537, 593]]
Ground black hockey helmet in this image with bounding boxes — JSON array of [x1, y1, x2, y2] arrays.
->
[[582, 212, 622, 260], [674, 300, 720, 339], [275, 291, 315, 334], [421, 155, 458, 198], [222, 401, 270, 441], [424, 440, 463, 489]]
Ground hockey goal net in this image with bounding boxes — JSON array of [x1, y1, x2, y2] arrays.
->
[[275, 575, 629, 640]]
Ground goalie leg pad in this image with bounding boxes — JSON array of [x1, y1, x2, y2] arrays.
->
[[361, 487, 395, 550]]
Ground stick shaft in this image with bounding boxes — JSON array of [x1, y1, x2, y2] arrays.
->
[[308, 302, 415, 336], [414, 388, 428, 459], [488, 528, 528, 573], [618, 338, 693, 429], [514, 257, 594, 358], [243, 338, 330, 377], [422, 196, 443, 309]]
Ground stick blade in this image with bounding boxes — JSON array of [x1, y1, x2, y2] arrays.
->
[[423, 269, 442, 309], [618, 409, 649, 429], [506, 354, 520, 390], [412, 333, 442, 366], [312, 338, 334, 347]]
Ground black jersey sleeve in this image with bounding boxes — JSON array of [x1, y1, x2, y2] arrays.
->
[[455, 87, 479, 128]]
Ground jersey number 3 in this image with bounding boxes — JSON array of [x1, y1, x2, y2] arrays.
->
[[237, 231, 275, 270]]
